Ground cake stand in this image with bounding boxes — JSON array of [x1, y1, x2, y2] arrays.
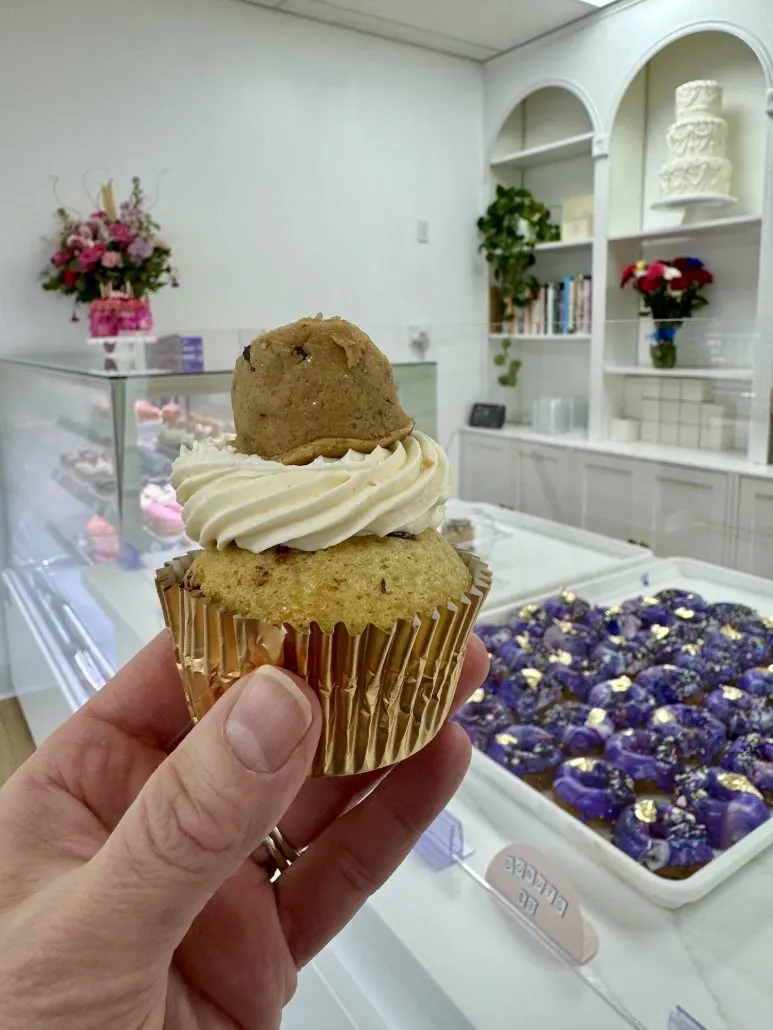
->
[[651, 193, 738, 210]]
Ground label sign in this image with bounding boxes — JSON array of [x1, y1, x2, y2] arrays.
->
[[486, 843, 598, 965]]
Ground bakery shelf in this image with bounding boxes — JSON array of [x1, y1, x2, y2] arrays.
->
[[604, 365, 753, 380], [490, 132, 594, 170], [52, 466, 116, 519], [534, 238, 593, 253], [609, 213, 761, 246], [46, 519, 95, 567], [489, 333, 591, 342]]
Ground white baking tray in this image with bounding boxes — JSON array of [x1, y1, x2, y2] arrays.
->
[[472, 555, 773, 908], [447, 500, 651, 614]]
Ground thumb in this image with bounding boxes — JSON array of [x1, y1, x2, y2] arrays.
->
[[89, 664, 320, 952]]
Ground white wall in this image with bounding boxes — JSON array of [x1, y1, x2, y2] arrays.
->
[[0, 0, 488, 452]]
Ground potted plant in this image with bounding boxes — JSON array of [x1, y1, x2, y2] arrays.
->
[[477, 185, 559, 388], [620, 257, 713, 369], [42, 176, 179, 337]]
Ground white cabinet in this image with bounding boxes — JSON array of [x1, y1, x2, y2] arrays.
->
[[458, 432, 516, 507], [514, 443, 577, 525], [736, 476, 773, 578], [577, 453, 649, 544], [647, 464, 730, 565]]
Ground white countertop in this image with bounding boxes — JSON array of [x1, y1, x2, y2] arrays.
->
[[461, 424, 773, 478]]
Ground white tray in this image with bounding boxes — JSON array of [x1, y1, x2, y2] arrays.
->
[[447, 500, 651, 614], [474, 555, 773, 908]]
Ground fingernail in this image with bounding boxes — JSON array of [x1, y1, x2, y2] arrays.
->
[[225, 667, 313, 773]]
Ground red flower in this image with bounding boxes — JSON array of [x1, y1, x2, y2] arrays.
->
[[620, 263, 637, 286], [62, 268, 77, 287], [671, 275, 689, 291], [639, 272, 663, 293], [692, 267, 713, 285]]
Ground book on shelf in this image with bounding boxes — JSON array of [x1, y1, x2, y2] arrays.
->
[[506, 276, 592, 337]]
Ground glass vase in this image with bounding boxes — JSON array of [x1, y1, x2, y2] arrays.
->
[[650, 321, 680, 369]]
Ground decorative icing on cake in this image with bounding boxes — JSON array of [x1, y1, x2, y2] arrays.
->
[[660, 80, 732, 201]]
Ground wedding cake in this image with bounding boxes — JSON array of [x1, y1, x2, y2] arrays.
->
[[660, 80, 733, 201]]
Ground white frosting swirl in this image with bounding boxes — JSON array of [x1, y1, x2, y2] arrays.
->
[[171, 431, 451, 553]]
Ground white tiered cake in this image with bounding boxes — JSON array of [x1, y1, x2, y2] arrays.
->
[[659, 80, 733, 202]]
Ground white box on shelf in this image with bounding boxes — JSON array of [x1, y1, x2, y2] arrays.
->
[[700, 403, 725, 424], [660, 399, 680, 424], [659, 423, 680, 445], [680, 401, 701, 425], [609, 417, 640, 443], [678, 424, 701, 448], [640, 377, 661, 399], [661, 379, 681, 401], [561, 218, 592, 243], [681, 380, 709, 403], [640, 421, 660, 443], [641, 398, 661, 421]]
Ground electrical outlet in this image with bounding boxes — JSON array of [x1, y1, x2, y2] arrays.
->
[[417, 220, 430, 243]]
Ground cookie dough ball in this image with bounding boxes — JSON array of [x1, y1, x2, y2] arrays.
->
[[233, 315, 413, 464]]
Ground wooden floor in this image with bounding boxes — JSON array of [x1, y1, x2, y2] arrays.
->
[[0, 700, 35, 786]]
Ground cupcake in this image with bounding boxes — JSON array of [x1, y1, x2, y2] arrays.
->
[[157, 315, 491, 776]]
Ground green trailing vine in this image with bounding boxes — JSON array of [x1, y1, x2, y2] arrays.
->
[[477, 185, 559, 388], [492, 338, 521, 388]]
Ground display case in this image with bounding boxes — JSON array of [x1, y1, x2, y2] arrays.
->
[[0, 348, 438, 740]]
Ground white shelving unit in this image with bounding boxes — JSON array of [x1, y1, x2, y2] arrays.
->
[[483, 28, 770, 466]]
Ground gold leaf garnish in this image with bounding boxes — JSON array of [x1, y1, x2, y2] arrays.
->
[[721, 625, 742, 641], [495, 733, 517, 746], [565, 757, 598, 772], [641, 597, 659, 607], [469, 687, 486, 704], [522, 668, 543, 689], [716, 772, 763, 798], [557, 620, 573, 633], [561, 591, 576, 603], [651, 707, 676, 725], [606, 606, 622, 617], [675, 607, 695, 620], [721, 686, 744, 701], [651, 625, 670, 640], [520, 604, 539, 618], [635, 799, 658, 823], [609, 636, 626, 646], [682, 643, 700, 656], [515, 634, 531, 649], [549, 650, 573, 666], [610, 676, 632, 692], [586, 708, 608, 727]]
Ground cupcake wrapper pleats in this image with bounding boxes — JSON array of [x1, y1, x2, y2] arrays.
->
[[155, 549, 492, 776]]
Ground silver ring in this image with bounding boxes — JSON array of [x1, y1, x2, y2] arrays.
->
[[254, 826, 303, 878]]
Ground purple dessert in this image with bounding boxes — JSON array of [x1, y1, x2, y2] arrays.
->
[[591, 637, 652, 676], [541, 590, 591, 624], [612, 800, 712, 877], [553, 757, 636, 825], [453, 687, 513, 750], [588, 677, 658, 729], [494, 668, 561, 722], [605, 727, 688, 790], [676, 644, 736, 690], [540, 702, 615, 756], [542, 620, 595, 659], [476, 623, 514, 653], [674, 766, 770, 851], [543, 657, 611, 702], [635, 665, 704, 706], [636, 625, 681, 665], [656, 590, 708, 613], [496, 638, 551, 673], [648, 704, 726, 764], [721, 734, 773, 802], [705, 602, 758, 629], [737, 667, 773, 698], [487, 724, 562, 788], [703, 685, 773, 739]]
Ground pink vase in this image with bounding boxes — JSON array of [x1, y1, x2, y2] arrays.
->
[[88, 296, 154, 338]]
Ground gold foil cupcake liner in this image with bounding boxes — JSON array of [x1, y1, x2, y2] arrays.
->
[[156, 549, 492, 776]]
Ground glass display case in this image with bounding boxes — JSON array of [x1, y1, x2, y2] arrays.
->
[[0, 347, 438, 737]]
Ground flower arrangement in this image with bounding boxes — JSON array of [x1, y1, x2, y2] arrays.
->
[[42, 177, 178, 321], [620, 257, 713, 368]]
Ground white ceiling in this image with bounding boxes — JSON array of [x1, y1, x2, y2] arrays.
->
[[244, 0, 620, 61]]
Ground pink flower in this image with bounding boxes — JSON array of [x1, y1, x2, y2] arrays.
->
[[110, 223, 134, 247], [101, 250, 123, 268], [152, 237, 168, 251], [90, 211, 109, 221], [51, 249, 71, 268], [79, 244, 106, 270]]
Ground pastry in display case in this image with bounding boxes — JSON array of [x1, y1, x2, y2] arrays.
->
[[0, 347, 439, 744]]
